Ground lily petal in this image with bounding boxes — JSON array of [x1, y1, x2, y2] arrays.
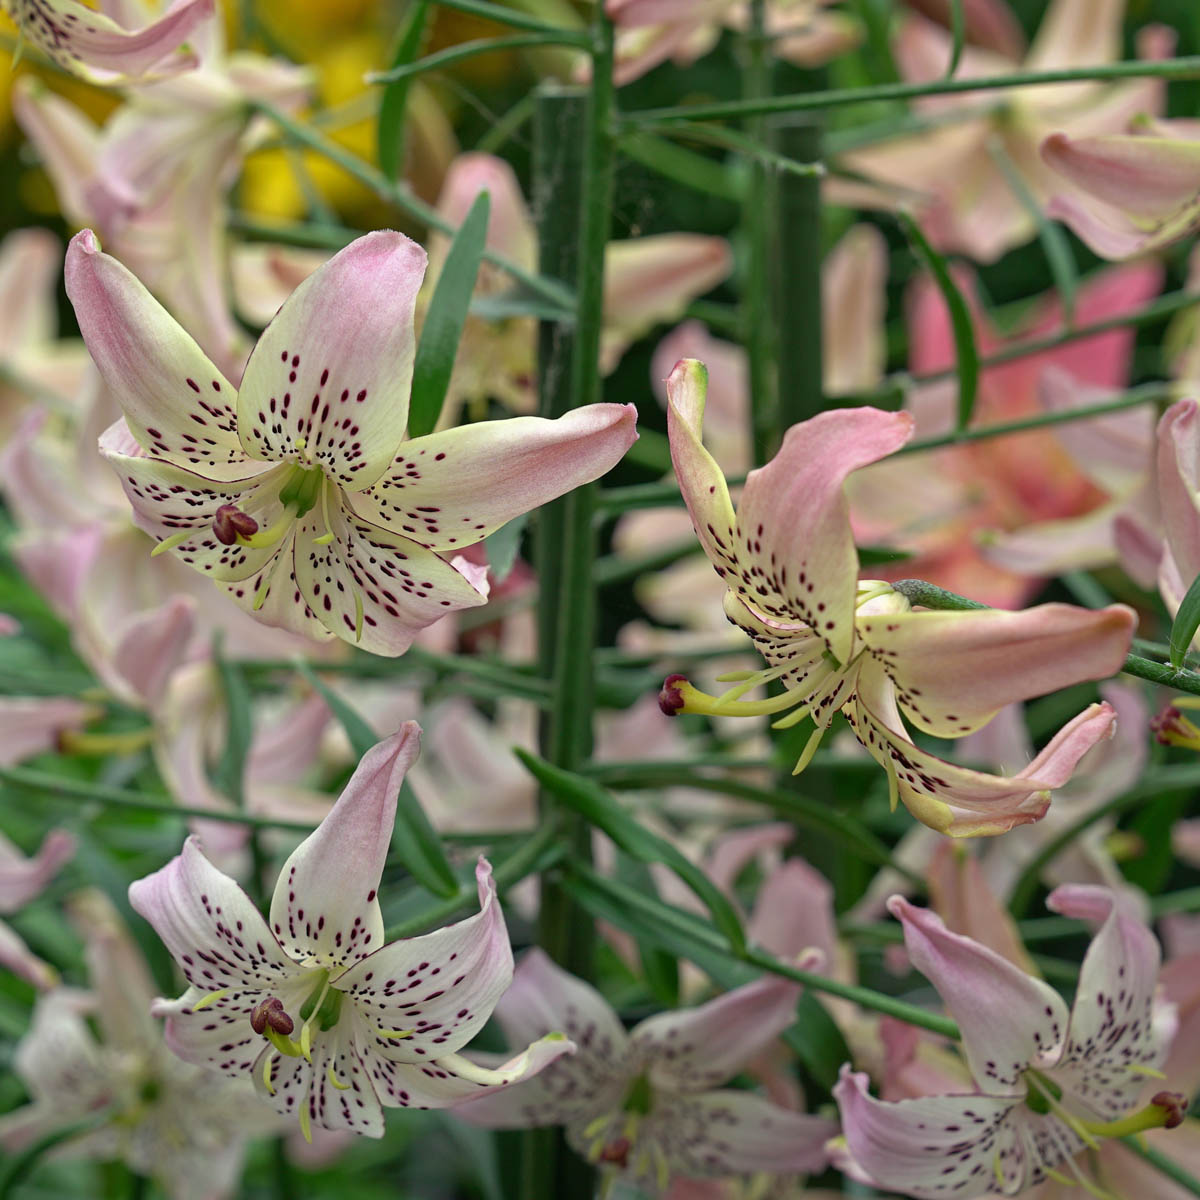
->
[[1046, 885, 1169, 1118], [128, 836, 295, 995], [636, 972, 803, 1093], [0, 696, 98, 766], [1157, 398, 1200, 587], [237, 231, 427, 490], [855, 603, 1135, 738], [890, 896, 1069, 1092], [336, 859, 514, 1061], [653, 1089, 836, 1178], [65, 230, 247, 476], [294, 504, 489, 655], [736, 406, 915, 664], [350, 405, 638, 549], [0, 829, 76, 912], [269, 723, 421, 973], [834, 1065, 1038, 1200]]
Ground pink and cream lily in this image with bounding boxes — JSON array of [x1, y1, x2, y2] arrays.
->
[[129, 722, 572, 1141], [1041, 119, 1200, 260], [66, 228, 637, 655], [4, 0, 214, 84], [658, 360, 1136, 836], [455, 948, 836, 1196], [835, 887, 1182, 1199]]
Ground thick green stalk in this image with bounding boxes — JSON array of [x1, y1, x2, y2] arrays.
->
[[772, 116, 824, 428], [743, 0, 776, 467], [527, 11, 616, 1194], [623, 55, 1200, 124]]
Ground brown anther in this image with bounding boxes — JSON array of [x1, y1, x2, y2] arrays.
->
[[598, 1136, 631, 1168], [658, 674, 687, 717], [1151, 1090, 1188, 1129], [250, 996, 294, 1036], [213, 504, 259, 546]]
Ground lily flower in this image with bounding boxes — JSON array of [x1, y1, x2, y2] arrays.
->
[[1041, 119, 1200, 260], [835, 887, 1182, 1199], [4, 0, 214, 84], [0, 890, 281, 1200], [129, 723, 572, 1140], [66, 229, 637, 655], [455, 948, 836, 1196], [658, 360, 1135, 835]]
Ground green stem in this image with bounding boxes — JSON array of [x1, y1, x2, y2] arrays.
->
[[1121, 1138, 1200, 1198], [890, 578, 1200, 700], [368, 31, 589, 84], [0, 766, 316, 831], [251, 101, 573, 312], [623, 55, 1200, 124], [743, 0, 776, 467], [428, 0, 578, 34], [0, 1116, 110, 1198]]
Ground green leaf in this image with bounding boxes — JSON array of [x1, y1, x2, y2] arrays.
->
[[899, 210, 979, 431], [516, 749, 747, 953], [483, 513, 528, 584], [298, 664, 459, 899], [409, 191, 491, 438], [1169, 572, 1200, 668], [213, 642, 253, 807], [945, 0, 965, 78], [378, 0, 430, 183]]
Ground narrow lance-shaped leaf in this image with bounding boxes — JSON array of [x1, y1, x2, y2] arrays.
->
[[298, 664, 459, 898], [482, 512, 528, 584], [516, 748, 747, 954], [378, 0, 431, 183], [214, 638, 253, 808], [409, 191, 491, 438], [945, 0, 965, 78], [1170, 572, 1200, 668], [899, 211, 979, 430]]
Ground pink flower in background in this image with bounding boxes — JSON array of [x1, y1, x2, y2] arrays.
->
[[836, 887, 1180, 1198], [0, 890, 282, 1200], [4, 0, 214, 84], [1042, 118, 1200, 260], [659, 360, 1134, 835], [0, 828, 76, 989], [605, 0, 860, 86], [849, 259, 1162, 608], [68, 229, 636, 654], [129, 724, 571, 1140], [1155, 398, 1200, 629], [834, 1, 1172, 262], [456, 948, 835, 1196]]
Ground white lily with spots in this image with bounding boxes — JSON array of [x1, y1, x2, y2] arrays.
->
[[658, 359, 1136, 836], [66, 228, 637, 655], [456, 948, 836, 1197], [4, 0, 215, 83], [835, 887, 1183, 1199], [128, 722, 573, 1141]]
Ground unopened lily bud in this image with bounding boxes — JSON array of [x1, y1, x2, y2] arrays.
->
[[250, 996, 294, 1036], [212, 504, 259, 546]]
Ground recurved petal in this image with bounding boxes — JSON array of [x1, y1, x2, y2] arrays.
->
[[294, 502, 488, 655], [855, 602, 1135, 738], [666, 358, 742, 588], [652, 1089, 837, 1179], [100, 426, 292, 582], [337, 859, 514, 1061], [0, 829, 76, 913], [16, 0, 214, 82], [351, 405, 637, 549], [65, 231, 247, 476], [737, 406, 914, 664], [109, 595, 195, 708], [889, 896, 1069, 1094], [0, 922, 58, 990], [362, 1034, 574, 1109], [237, 231, 427, 490], [635, 973, 802, 1093], [128, 836, 295, 994], [834, 1066, 1036, 1200], [268, 723, 420, 973], [0, 696, 98, 767], [1045, 886, 1169, 1118]]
